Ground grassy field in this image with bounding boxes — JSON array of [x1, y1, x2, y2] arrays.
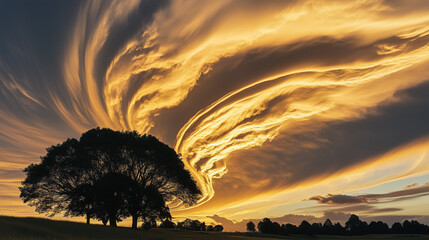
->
[[1, 216, 429, 240]]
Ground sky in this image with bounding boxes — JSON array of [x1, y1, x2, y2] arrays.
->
[[1, 0, 429, 231]]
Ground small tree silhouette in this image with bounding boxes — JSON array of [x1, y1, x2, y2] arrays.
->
[[345, 214, 367, 234], [257, 218, 281, 234], [391, 222, 403, 234], [299, 220, 312, 235], [246, 221, 256, 232]]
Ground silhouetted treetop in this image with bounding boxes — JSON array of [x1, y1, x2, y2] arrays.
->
[[247, 221, 256, 232], [20, 127, 201, 229], [252, 214, 429, 236]]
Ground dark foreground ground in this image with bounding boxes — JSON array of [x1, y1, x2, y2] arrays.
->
[[1, 216, 429, 240]]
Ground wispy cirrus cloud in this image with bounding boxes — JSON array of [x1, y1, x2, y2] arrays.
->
[[405, 183, 419, 189]]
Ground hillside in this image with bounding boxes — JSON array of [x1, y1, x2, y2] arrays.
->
[[1, 216, 429, 240]]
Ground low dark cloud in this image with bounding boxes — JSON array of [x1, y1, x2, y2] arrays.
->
[[365, 182, 429, 199], [310, 194, 369, 204], [370, 208, 403, 213], [310, 182, 429, 207], [324, 204, 402, 214]]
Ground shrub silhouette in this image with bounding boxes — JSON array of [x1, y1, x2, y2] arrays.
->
[[160, 219, 176, 228], [213, 225, 224, 232]]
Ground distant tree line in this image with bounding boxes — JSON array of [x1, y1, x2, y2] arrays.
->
[[247, 214, 429, 235], [157, 219, 223, 232]]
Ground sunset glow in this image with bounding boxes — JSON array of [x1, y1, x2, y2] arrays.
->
[[1, 0, 429, 230]]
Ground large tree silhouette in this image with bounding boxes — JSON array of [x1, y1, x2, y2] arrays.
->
[[20, 128, 201, 228]]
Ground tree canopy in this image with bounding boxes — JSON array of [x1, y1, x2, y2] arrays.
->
[[20, 128, 201, 228], [246, 221, 256, 232], [255, 215, 429, 236]]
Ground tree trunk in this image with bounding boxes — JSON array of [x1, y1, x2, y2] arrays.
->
[[86, 213, 90, 225], [102, 217, 108, 226], [109, 215, 117, 227], [132, 215, 138, 229]]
